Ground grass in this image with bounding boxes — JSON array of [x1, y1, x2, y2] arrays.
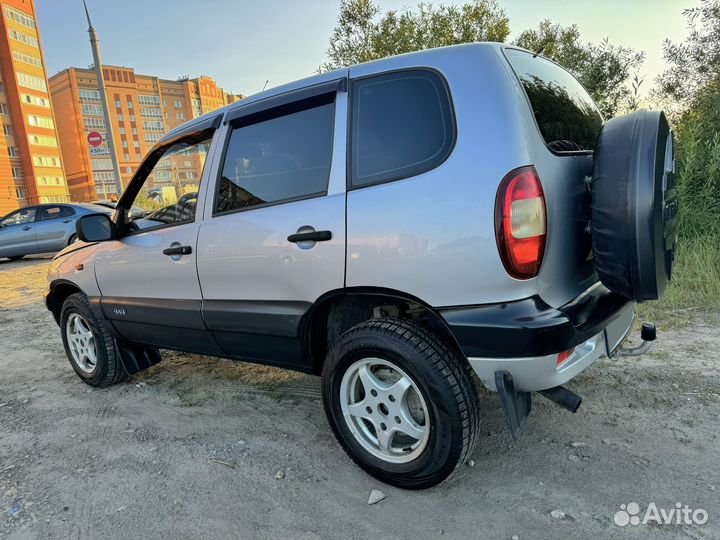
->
[[636, 235, 720, 327]]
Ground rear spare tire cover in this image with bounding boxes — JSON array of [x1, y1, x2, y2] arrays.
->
[[591, 110, 679, 302]]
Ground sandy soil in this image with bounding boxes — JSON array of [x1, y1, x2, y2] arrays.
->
[[1, 255, 718, 540]]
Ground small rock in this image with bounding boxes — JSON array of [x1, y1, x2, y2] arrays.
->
[[568, 454, 580, 462], [7, 505, 21, 519], [550, 509, 565, 519], [570, 441, 586, 448], [538, 481, 544, 486], [672, 383, 679, 389], [274, 470, 285, 480], [467, 460, 475, 467], [601, 438, 610, 445], [512, 536, 519, 540], [368, 489, 386, 505], [710, 485, 715, 492], [62, 506, 69, 512]]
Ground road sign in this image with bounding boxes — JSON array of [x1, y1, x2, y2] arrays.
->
[[87, 131, 103, 147]]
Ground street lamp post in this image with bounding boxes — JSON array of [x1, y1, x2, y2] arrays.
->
[[82, 0, 123, 197]]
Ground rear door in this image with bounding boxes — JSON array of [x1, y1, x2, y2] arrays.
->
[[35, 205, 75, 252], [196, 78, 347, 370], [0, 207, 38, 257]]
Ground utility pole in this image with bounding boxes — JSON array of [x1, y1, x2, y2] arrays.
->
[[82, 0, 123, 197]]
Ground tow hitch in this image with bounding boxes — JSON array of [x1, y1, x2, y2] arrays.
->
[[617, 322, 656, 357]]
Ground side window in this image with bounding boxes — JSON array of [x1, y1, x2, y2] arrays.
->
[[214, 94, 335, 215], [1, 207, 36, 227], [38, 205, 74, 221], [128, 135, 212, 230], [350, 70, 455, 188]]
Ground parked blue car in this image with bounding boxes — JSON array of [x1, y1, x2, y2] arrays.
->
[[0, 203, 111, 260]]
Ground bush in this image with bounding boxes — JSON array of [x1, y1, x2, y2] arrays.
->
[[674, 76, 720, 239], [637, 235, 720, 325]]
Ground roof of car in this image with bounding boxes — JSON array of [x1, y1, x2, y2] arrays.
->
[[160, 42, 509, 143]]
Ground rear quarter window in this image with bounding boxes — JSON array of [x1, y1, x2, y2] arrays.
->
[[350, 69, 455, 188], [504, 48, 603, 153]]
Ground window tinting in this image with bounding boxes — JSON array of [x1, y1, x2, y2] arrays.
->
[[39, 206, 74, 220], [351, 70, 454, 188], [215, 97, 335, 214], [505, 48, 603, 152]]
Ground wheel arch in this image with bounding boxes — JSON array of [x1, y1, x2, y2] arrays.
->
[[301, 286, 466, 374], [46, 279, 83, 325]]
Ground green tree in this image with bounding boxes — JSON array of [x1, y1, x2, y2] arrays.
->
[[323, 3, 642, 118], [322, 0, 510, 71], [656, 0, 720, 105], [514, 20, 645, 118]]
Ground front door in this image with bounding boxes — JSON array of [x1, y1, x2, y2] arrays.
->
[[93, 126, 222, 355], [0, 206, 38, 258], [196, 80, 347, 370]]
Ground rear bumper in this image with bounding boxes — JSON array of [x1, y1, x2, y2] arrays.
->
[[438, 282, 635, 391]]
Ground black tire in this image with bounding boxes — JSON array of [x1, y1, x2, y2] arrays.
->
[[60, 292, 126, 387], [322, 318, 480, 489], [68, 234, 77, 245], [591, 109, 679, 302], [7, 255, 23, 261]]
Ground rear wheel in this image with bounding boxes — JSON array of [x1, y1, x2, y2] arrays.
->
[[68, 234, 77, 245], [60, 293, 126, 387], [322, 318, 480, 489]]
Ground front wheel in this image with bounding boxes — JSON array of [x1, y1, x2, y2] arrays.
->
[[322, 318, 480, 489], [60, 293, 126, 387]]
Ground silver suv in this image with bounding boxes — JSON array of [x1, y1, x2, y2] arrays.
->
[[46, 44, 677, 489]]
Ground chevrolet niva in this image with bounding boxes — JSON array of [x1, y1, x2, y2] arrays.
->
[[45, 44, 678, 489]]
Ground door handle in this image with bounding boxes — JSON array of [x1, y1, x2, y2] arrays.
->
[[22, 226, 32, 231], [63, 219, 73, 223], [163, 245, 192, 256], [287, 230, 332, 243]]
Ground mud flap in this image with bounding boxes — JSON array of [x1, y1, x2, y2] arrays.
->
[[115, 341, 162, 375], [495, 370, 531, 439]]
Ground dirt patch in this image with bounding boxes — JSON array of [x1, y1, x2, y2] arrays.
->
[[1, 256, 718, 539]]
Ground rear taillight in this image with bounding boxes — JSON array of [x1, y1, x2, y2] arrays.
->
[[495, 166, 547, 279]]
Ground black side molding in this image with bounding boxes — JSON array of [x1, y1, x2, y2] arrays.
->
[[439, 282, 630, 358]]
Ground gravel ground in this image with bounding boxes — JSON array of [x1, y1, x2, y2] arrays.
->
[[1, 255, 718, 540]]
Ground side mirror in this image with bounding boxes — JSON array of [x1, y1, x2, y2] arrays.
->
[[76, 213, 115, 242]]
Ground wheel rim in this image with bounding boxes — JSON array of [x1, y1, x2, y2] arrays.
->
[[339, 357, 430, 464], [65, 313, 97, 374]]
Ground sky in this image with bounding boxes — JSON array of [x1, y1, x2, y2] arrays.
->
[[35, 0, 695, 97]]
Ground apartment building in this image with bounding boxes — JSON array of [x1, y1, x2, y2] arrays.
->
[[0, 0, 70, 216], [49, 66, 242, 201]]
